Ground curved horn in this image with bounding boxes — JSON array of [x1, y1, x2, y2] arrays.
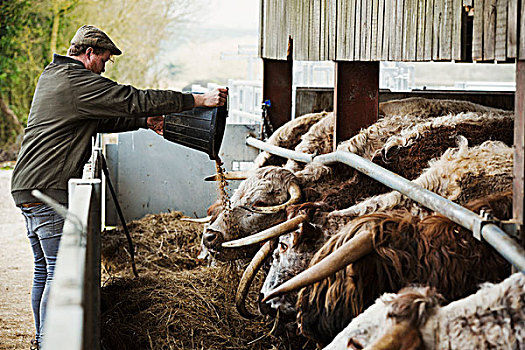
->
[[223, 214, 308, 248], [235, 240, 275, 319], [181, 216, 212, 223], [204, 171, 249, 182], [250, 182, 302, 214], [262, 229, 373, 303]]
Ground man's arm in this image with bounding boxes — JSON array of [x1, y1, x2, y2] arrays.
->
[[70, 69, 194, 119], [96, 116, 147, 133], [72, 69, 228, 122]]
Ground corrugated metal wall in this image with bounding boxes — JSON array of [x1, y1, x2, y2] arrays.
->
[[259, 0, 524, 62]]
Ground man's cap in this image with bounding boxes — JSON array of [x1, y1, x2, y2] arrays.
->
[[71, 25, 122, 55]]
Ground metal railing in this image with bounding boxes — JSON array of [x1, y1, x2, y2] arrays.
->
[[246, 137, 525, 273], [36, 148, 102, 350]]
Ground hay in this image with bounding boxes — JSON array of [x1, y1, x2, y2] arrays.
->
[[102, 211, 203, 276], [101, 211, 311, 350]]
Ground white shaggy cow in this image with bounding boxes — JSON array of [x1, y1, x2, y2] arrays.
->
[[324, 272, 524, 350]]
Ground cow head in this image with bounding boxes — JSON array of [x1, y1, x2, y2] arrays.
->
[[324, 286, 441, 350], [259, 222, 324, 321], [203, 166, 302, 261]]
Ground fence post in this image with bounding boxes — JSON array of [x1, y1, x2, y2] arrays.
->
[[83, 178, 101, 350]]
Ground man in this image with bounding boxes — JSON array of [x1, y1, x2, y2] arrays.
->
[[11, 25, 227, 349]]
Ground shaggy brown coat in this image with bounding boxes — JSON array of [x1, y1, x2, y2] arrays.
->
[[295, 191, 513, 345]]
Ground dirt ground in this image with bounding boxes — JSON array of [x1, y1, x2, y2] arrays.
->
[[0, 169, 34, 350]]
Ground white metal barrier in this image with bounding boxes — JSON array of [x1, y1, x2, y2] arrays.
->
[[35, 149, 102, 350], [227, 79, 262, 124]]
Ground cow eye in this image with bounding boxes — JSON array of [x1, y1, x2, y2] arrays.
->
[[279, 242, 288, 252]]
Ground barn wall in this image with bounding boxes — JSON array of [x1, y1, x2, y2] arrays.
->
[[294, 87, 515, 117], [260, 0, 523, 62]]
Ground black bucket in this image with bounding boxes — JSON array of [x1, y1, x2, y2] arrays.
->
[[163, 104, 228, 160]]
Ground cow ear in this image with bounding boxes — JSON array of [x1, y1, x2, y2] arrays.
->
[[293, 222, 322, 246]]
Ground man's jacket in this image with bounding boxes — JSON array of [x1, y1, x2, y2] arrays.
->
[[11, 54, 194, 205]]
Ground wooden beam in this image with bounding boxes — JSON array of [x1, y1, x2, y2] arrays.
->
[[483, 0, 497, 61], [472, 0, 484, 60], [417, 0, 427, 60], [386, 0, 396, 60], [507, 0, 518, 58], [396, 0, 405, 60], [424, 0, 434, 60], [406, 0, 418, 60], [355, 0, 363, 59], [440, 0, 453, 60], [495, 0, 508, 61], [514, 60, 525, 244], [333, 61, 379, 148], [372, 0, 380, 60], [328, 0, 337, 60], [376, 0, 385, 59], [433, 0, 444, 59], [520, 0, 525, 59], [452, 0, 463, 60]]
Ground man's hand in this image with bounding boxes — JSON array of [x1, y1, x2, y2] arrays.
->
[[147, 116, 164, 136], [193, 88, 228, 107]]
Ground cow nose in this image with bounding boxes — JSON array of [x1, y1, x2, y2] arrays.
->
[[347, 337, 364, 350], [258, 293, 277, 317], [203, 229, 222, 248], [203, 231, 217, 244]]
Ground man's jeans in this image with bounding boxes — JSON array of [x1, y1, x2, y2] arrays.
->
[[20, 203, 64, 345]]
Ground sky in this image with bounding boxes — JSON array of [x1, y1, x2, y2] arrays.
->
[[198, 0, 260, 31], [160, 0, 261, 90]]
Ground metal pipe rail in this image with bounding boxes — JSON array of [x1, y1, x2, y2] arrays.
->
[[246, 137, 314, 163], [245, 137, 525, 272]]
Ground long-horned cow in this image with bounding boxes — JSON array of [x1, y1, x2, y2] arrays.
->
[[259, 141, 513, 345], [203, 100, 512, 262], [264, 190, 513, 345]]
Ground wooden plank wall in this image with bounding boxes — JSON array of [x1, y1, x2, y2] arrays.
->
[[260, 0, 522, 62], [472, 0, 521, 61]]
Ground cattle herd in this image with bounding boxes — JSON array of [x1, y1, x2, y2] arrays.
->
[[192, 97, 523, 349]]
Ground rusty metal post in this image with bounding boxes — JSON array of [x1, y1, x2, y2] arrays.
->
[[262, 37, 293, 132], [333, 61, 380, 149], [514, 60, 525, 246]]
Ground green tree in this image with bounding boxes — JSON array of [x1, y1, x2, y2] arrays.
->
[[0, 0, 30, 140], [0, 0, 81, 158], [0, 0, 196, 160]]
